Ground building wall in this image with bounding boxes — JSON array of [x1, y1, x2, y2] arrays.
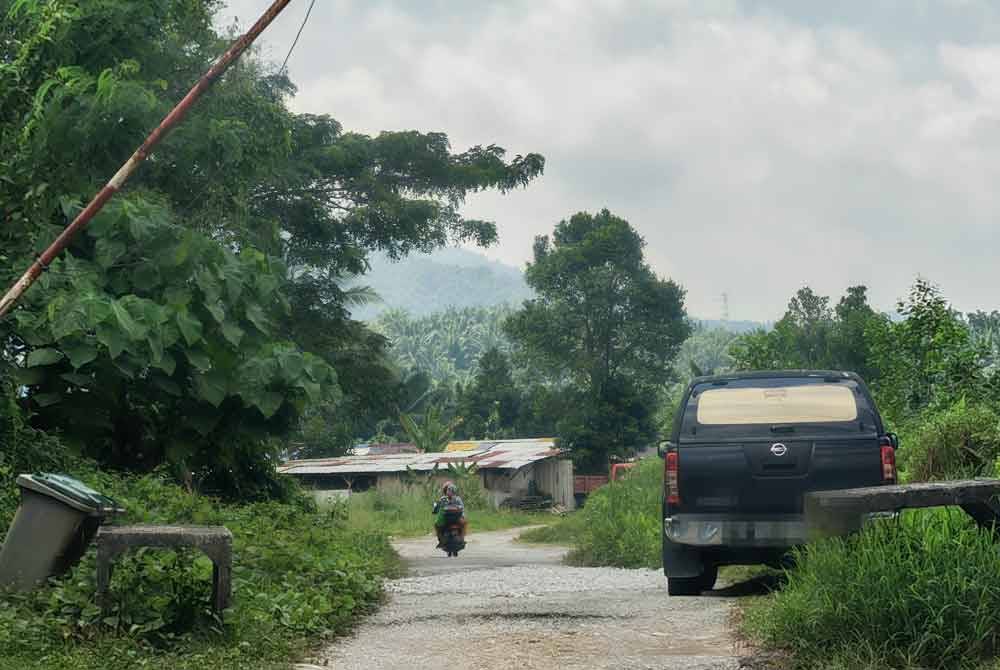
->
[[290, 457, 576, 510], [479, 459, 575, 510], [311, 489, 351, 507], [534, 459, 575, 509]]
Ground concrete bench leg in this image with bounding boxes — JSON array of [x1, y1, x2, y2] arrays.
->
[[212, 562, 232, 613], [96, 544, 122, 614]]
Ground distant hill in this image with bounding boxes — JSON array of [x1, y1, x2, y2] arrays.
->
[[348, 248, 533, 320], [348, 248, 770, 333]]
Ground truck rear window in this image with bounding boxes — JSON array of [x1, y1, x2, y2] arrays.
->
[[696, 384, 858, 425]]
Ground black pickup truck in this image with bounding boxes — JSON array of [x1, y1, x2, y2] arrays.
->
[[659, 370, 897, 595]]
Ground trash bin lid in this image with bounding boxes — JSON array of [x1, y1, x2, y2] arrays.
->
[[17, 473, 125, 516]]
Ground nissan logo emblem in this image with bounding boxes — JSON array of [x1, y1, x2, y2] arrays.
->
[[770, 443, 788, 457]]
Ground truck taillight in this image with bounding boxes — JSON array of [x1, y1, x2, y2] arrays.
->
[[880, 444, 896, 483], [665, 451, 680, 504]]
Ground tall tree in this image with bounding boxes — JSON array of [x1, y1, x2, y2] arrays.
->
[[458, 348, 521, 439], [505, 209, 690, 469], [0, 0, 543, 492], [731, 285, 880, 375]]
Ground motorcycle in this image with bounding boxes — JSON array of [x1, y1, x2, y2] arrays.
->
[[438, 504, 466, 557]]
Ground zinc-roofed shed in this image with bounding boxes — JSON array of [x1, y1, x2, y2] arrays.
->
[[278, 438, 575, 510]]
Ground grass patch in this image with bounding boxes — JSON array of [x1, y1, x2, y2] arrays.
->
[[333, 488, 553, 538], [518, 513, 586, 544], [743, 509, 1000, 670], [0, 468, 398, 670]]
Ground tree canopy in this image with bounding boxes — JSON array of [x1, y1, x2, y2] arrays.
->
[[505, 209, 690, 469]]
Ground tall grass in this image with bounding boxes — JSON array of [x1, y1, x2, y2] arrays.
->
[[744, 509, 1000, 669]]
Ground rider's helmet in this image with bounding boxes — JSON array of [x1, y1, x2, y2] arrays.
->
[[443, 481, 457, 496]]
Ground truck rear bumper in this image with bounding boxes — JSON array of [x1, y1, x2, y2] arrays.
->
[[664, 514, 808, 547]]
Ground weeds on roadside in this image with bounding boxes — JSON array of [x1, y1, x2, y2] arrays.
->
[[744, 509, 1000, 670]]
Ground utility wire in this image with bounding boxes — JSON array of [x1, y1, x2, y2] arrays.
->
[[280, 0, 317, 74]]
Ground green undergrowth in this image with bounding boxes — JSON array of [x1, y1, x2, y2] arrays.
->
[[0, 467, 399, 670], [743, 509, 1000, 670], [338, 488, 552, 538], [520, 457, 662, 568]]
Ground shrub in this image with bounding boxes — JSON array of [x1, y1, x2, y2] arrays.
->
[[900, 400, 1000, 482], [565, 458, 662, 568], [744, 510, 1000, 669]]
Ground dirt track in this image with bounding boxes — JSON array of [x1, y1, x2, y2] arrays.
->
[[311, 527, 753, 669]]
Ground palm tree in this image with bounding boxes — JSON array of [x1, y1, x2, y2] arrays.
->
[[399, 404, 463, 452]]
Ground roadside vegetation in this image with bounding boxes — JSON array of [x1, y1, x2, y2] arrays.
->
[[744, 510, 1000, 670], [0, 460, 398, 670], [520, 458, 661, 568]]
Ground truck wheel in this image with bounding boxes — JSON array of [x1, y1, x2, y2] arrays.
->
[[667, 576, 703, 596], [668, 565, 716, 596], [699, 564, 718, 591]]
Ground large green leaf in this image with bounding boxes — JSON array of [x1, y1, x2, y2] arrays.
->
[[51, 307, 88, 340], [206, 300, 226, 324], [27, 348, 64, 367], [195, 268, 221, 302], [184, 348, 211, 372], [193, 371, 228, 407], [220, 321, 244, 348], [245, 303, 271, 334], [78, 293, 113, 324], [176, 309, 203, 346], [111, 300, 146, 341], [147, 331, 164, 365], [64, 343, 98, 369], [152, 352, 176, 376], [252, 391, 284, 419], [96, 323, 128, 359]]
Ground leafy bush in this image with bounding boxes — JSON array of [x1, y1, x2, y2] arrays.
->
[[899, 400, 1000, 482], [0, 469, 397, 670], [744, 510, 1000, 669], [562, 458, 661, 568]]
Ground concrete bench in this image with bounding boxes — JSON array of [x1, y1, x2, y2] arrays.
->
[[95, 525, 233, 614], [805, 479, 1000, 538]]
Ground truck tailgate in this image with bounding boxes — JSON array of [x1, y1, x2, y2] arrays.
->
[[676, 437, 882, 515]]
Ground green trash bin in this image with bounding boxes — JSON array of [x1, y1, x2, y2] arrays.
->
[[0, 473, 124, 591]]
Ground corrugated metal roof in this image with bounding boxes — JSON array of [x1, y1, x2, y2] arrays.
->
[[351, 442, 420, 456], [278, 438, 564, 476]]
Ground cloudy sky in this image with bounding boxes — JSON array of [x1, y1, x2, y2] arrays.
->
[[219, 0, 1000, 321]]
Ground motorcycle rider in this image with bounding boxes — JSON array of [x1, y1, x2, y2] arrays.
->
[[433, 481, 467, 548]]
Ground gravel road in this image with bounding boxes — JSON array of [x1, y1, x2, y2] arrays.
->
[[312, 527, 751, 670]]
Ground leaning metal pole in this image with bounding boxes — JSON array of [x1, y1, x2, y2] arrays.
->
[[0, 0, 295, 318]]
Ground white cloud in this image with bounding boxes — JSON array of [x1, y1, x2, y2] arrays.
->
[[221, 0, 1000, 320]]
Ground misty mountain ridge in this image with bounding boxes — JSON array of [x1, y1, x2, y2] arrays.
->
[[349, 248, 766, 333]]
